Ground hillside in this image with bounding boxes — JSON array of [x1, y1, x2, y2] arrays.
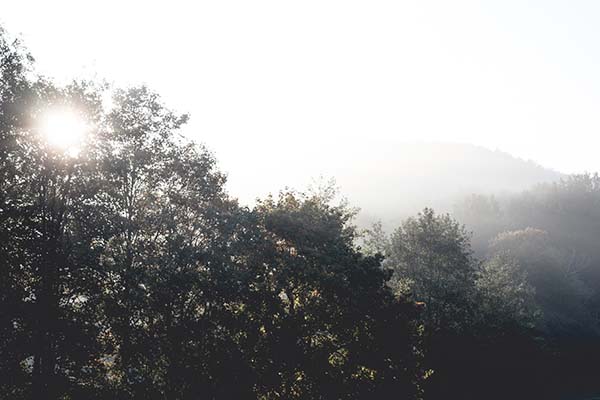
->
[[332, 142, 563, 227]]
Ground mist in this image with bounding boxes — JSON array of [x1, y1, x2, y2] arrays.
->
[[3, 3, 600, 400]]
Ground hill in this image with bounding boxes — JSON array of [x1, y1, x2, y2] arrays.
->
[[332, 142, 563, 227]]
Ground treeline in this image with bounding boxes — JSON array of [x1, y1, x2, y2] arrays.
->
[[452, 176, 600, 397], [1, 26, 599, 399], [0, 29, 422, 399]]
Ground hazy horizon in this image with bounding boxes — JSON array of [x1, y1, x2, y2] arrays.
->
[[4, 6, 600, 398], [3, 2, 600, 204], [2, 1, 598, 214]]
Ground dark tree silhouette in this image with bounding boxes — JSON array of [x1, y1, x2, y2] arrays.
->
[[0, 27, 424, 399]]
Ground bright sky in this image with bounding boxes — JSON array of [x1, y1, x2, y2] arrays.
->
[[3, 1, 600, 202]]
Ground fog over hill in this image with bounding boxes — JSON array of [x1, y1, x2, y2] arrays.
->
[[226, 142, 563, 229], [336, 142, 563, 227]]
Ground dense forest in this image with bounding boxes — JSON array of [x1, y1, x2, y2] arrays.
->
[[1, 26, 600, 399]]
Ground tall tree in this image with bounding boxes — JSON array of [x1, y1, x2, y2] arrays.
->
[[94, 86, 249, 398], [0, 26, 37, 399], [252, 190, 424, 399], [0, 33, 110, 396], [0, 25, 426, 399], [387, 208, 478, 332]]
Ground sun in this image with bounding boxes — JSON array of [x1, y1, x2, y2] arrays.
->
[[39, 108, 89, 155]]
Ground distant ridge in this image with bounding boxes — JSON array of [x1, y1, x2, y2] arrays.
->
[[334, 142, 563, 226]]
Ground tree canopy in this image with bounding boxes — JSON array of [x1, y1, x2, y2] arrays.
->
[[3, 24, 600, 400]]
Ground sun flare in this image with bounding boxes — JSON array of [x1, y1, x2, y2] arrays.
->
[[39, 109, 89, 155]]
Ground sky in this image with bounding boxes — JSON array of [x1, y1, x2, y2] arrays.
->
[[2, 1, 600, 203]]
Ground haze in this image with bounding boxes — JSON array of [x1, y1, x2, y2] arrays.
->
[[3, 0, 599, 206], [4, 4, 600, 398]]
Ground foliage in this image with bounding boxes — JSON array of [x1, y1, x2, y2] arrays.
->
[[488, 228, 594, 336], [4, 23, 600, 400], [252, 191, 424, 399], [386, 208, 478, 332], [0, 27, 423, 399], [476, 253, 538, 332]]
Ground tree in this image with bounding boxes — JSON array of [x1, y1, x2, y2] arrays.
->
[[361, 220, 389, 257], [384, 209, 550, 399], [453, 194, 505, 256], [476, 253, 538, 332], [387, 208, 478, 332], [488, 228, 594, 336], [0, 26, 37, 399], [252, 190, 424, 399], [0, 34, 111, 396], [0, 24, 426, 399], [92, 86, 260, 398]]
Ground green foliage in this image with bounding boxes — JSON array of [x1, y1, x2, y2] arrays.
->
[[252, 191, 424, 399], [451, 175, 600, 396], [361, 220, 389, 257], [0, 27, 423, 399], [387, 208, 478, 332], [5, 22, 600, 400], [488, 228, 594, 336], [384, 209, 548, 399], [476, 253, 538, 332]]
